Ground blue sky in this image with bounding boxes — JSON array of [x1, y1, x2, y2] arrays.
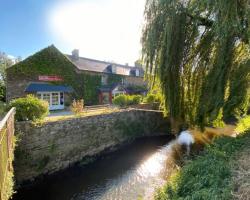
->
[[0, 0, 54, 58], [0, 0, 145, 65]]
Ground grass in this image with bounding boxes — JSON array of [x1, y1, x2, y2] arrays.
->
[[155, 116, 250, 200], [43, 107, 120, 123]]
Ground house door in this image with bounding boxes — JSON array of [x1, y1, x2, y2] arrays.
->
[[102, 92, 110, 104]]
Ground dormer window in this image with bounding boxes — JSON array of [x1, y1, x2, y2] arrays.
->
[[106, 64, 116, 74], [111, 65, 116, 74], [135, 69, 140, 77], [129, 69, 136, 76]]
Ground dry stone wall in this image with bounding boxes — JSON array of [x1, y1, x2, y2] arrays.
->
[[14, 109, 170, 184]]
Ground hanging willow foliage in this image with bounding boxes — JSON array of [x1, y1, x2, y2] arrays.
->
[[142, 0, 250, 132], [224, 45, 250, 119]]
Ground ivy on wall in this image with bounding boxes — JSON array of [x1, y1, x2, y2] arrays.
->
[[83, 75, 101, 105], [107, 74, 123, 85], [7, 45, 102, 104]]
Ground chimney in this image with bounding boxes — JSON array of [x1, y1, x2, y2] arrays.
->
[[72, 49, 79, 60]]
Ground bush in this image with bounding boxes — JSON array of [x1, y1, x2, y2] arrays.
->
[[8, 95, 49, 121], [71, 99, 84, 114], [236, 115, 250, 133], [144, 93, 161, 104], [112, 94, 142, 107], [127, 95, 142, 105], [112, 94, 127, 107], [0, 81, 6, 102]]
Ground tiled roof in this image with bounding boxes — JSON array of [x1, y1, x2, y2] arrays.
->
[[67, 55, 144, 77]]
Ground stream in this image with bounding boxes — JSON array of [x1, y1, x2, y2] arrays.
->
[[13, 135, 174, 200]]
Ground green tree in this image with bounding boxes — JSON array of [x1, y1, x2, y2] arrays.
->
[[223, 45, 250, 119], [0, 52, 14, 101], [142, 0, 250, 133]]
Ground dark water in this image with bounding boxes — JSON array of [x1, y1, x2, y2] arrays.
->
[[13, 135, 173, 200]]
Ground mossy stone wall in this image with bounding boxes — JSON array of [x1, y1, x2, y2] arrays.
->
[[14, 109, 170, 184]]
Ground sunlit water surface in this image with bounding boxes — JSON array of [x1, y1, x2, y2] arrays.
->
[[13, 136, 173, 200]]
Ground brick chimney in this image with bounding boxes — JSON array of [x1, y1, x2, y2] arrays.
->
[[72, 49, 79, 60]]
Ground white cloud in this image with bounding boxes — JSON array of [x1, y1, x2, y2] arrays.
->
[[48, 0, 146, 65]]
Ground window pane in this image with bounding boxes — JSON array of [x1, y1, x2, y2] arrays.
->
[[52, 93, 59, 105], [37, 93, 42, 99], [43, 93, 50, 105]]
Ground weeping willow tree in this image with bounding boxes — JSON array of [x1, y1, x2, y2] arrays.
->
[[223, 46, 250, 119], [142, 0, 250, 133]]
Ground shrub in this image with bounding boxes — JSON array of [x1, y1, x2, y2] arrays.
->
[[144, 93, 155, 104], [112, 94, 127, 107], [8, 95, 49, 121], [144, 93, 161, 104], [0, 81, 6, 102], [236, 115, 250, 133], [112, 94, 142, 107], [127, 95, 142, 105], [71, 99, 84, 114]]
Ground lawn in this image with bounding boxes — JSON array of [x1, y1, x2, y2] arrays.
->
[[44, 107, 120, 122]]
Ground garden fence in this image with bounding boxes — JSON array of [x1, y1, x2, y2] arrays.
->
[[0, 107, 15, 200]]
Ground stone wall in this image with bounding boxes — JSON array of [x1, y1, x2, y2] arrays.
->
[[6, 74, 37, 102], [14, 109, 170, 184], [124, 76, 146, 86]]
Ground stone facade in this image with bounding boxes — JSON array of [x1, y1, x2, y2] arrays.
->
[[14, 109, 170, 184], [6, 74, 37, 102], [124, 76, 146, 86]]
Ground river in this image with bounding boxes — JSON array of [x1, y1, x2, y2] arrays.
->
[[13, 135, 173, 200]]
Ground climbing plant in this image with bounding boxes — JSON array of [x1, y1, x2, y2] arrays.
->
[[142, 0, 250, 132], [107, 74, 123, 85], [7, 45, 102, 104]]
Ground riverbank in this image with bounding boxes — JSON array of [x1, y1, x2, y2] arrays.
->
[[155, 116, 250, 200]]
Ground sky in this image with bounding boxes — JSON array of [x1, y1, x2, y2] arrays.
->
[[0, 0, 146, 65]]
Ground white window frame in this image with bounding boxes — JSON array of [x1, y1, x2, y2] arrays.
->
[[37, 91, 64, 110]]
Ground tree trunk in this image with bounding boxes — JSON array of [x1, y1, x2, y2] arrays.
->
[[170, 117, 181, 135]]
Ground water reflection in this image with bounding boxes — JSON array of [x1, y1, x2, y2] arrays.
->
[[13, 136, 173, 200], [73, 142, 173, 200]]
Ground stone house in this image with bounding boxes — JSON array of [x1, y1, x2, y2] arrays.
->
[[6, 45, 147, 110]]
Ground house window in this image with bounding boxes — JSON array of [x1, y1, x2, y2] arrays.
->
[[43, 93, 51, 104], [37, 93, 42, 99], [111, 65, 116, 74], [37, 92, 65, 110], [101, 75, 107, 85], [52, 93, 59, 105], [135, 69, 140, 77]]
